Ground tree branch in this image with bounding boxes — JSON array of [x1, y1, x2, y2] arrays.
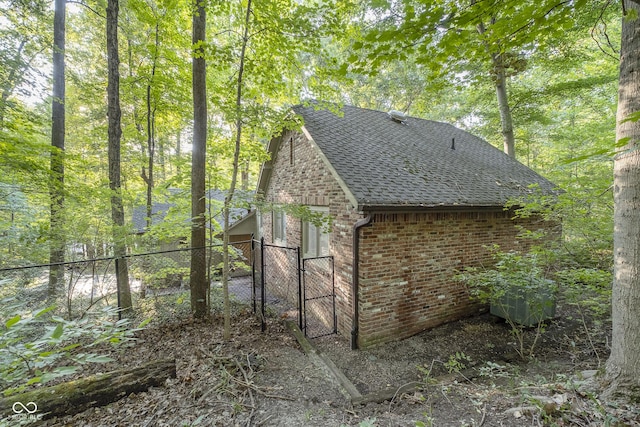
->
[[591, 0, 619, 60], [506, 0, 573, 41], [66, 0, 105, 20]]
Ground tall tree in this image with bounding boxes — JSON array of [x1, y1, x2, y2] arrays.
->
[[143, 22, 159, 234], [221, 0, 252, 340], [107, 0, 133, 314], [605, 0, 640, 399], [343, 0, 582, 158], [48, 0, 66, 299], [190, 0, 208, 318], [0, 40, 27, 130], [202, 0, 348, 334], [0, 0, 49, 129], [476, 18, 516, 157]]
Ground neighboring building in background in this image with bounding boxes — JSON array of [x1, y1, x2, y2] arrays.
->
[[131, 189, 255, 286], [132, 189, 254, 241]]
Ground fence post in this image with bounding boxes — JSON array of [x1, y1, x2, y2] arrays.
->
[[331, 257, 337, 334], [260, 237, 266, 332], [115, 257, 122, 320], [251, 236, 256, 314], [297, 247, 303, 332]]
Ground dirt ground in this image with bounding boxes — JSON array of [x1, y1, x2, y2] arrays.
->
[[34, 300, 640, 427]]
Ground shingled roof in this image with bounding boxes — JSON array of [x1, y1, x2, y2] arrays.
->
[[132, 189, 253, 234], [291, 104, 557, 211]]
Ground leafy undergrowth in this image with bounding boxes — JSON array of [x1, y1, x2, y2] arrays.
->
[[3, 294, 638, 427]]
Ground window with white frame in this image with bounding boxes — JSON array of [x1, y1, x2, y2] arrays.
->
[[302, 207, 330, 258], [272, 210, 286, 245]]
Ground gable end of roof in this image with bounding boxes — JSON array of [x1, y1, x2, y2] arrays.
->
[[290, 103, 558, 210]]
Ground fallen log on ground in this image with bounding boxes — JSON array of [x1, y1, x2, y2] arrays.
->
[[1, 358, 176, 420]]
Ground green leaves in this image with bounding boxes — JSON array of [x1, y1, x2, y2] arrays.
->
[[558, 267, 612, 319], [137, 317, 152, 329], [75, 353, 115, 363], [51, 323, 64, 340], [0, 305, 145, 396], [34, 306, 56, 318], [458, 248, 557, 304], [5, 315, 21, 329], [192, 40, 208, 58], [620, 110, 640, 124]]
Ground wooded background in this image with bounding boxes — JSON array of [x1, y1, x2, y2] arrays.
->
[[2, 0, 639, 398]]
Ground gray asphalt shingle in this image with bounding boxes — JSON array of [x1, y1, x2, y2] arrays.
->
[[294, 104, 557, 209]]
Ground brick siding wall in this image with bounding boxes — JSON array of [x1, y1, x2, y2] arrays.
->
[[356, 210, 543, 347]]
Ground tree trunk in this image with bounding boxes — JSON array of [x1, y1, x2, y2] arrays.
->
[[476, 19, 516, 159], [604, 0, 640, 400], [0, 40, 26, 130], [0, 359, 176, 420], [145, 23, 159, 233], [158, 136, 166, 180], [190, 0, 208, 318], [492, 53, 516, 158], [222, 0, 253, 341], [175, 129, 182, 175], [107, 0, 133, 315], [241, 161, 249, 191], [49, 0, 66, 301]]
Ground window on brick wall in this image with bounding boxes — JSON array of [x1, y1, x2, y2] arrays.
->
[[302, 207, 329, 258], [273, 210, 286, 245]]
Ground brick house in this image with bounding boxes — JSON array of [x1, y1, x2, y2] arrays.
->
[[256, 103, 557, 348]]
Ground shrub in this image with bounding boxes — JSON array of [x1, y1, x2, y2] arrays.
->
[[0, 300, 147, 396], [457, 248, 557, 359]]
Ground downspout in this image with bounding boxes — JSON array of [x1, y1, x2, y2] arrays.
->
[[351, 214, 372, 350]]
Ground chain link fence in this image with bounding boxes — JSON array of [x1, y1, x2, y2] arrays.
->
[[1, 239, 337, 339], [0, 241, 255, 320], [302, 256, 336, 339], [253, 239, 336, 338]]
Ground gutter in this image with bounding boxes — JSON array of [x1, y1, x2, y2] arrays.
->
[[358, 204, 507, 213], [351, 214, 372, 350]]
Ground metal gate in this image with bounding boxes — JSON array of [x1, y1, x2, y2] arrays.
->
[[252, 239, 300, 332], [302, 256, 336, 339], [252, 238, 336, 339]]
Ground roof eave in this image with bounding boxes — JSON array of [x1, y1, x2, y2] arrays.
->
[[256, 133, 283, 196], [301, 125, 359, 210], [358, 203, 510, 213]]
